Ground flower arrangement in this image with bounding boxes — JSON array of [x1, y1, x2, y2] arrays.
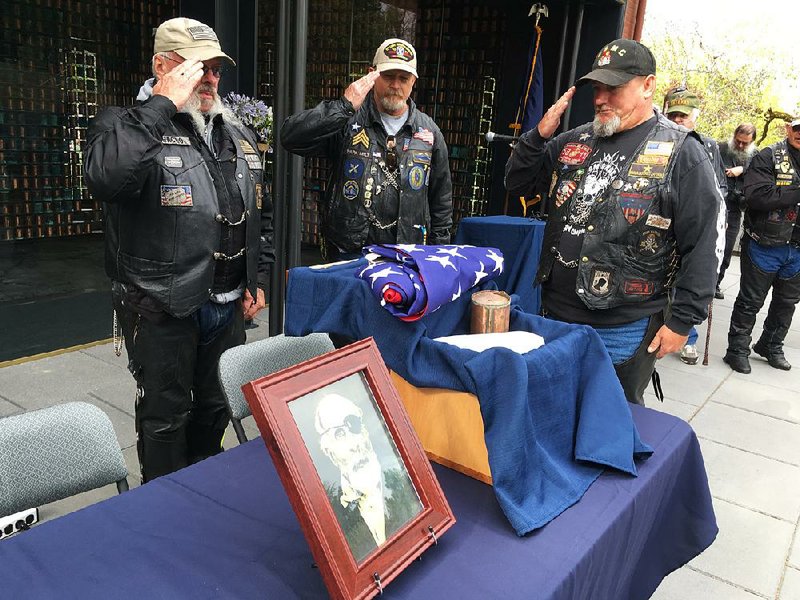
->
[[222, 92, 273, 150]]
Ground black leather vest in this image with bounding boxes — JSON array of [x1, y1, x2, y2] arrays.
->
[[326, 96, 439, 251], [104, 119, 263, 318], [537, 115, 692, 310], [744, 140, 800, 247]]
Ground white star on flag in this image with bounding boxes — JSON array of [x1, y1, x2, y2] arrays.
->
[[451, 284, 462, 301], [394, 244, 424, 253], [425, 255, 457, 270], [487, 249, 504, 272], [368, 266, 402, 283], [436, 246, 467, 259], [473, 261, 489, 286]]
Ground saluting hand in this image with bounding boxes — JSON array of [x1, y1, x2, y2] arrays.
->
[[343, 71, 381, 110], [153, 59, 205, 111], [537, 86, 576, 139]]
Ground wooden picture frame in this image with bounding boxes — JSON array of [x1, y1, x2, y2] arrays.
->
[[243, 337, 455, 600]]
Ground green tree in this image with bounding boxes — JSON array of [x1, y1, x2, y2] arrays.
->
[[642, 22, 799, 147]]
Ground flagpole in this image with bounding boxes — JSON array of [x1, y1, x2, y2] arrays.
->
[[503, 3, 548, 215]]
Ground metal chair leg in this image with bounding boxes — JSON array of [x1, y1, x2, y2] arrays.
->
[[232, 418, 248, 444]]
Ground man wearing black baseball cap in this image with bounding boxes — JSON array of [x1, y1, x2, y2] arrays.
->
[[506, 38, 721, 405]]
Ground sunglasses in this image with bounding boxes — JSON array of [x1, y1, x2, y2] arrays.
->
[[328, 414, 363, 440], [386, 135, 399, 171], [792, 124, 800, 133], [161, 54, 224, 77]]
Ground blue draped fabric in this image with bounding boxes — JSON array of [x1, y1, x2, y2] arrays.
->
[[285, 261, 653, 535], [454, 216, 545, 315]]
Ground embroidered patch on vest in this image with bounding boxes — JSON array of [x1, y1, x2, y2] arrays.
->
[[412, 151, 431, 165], [162, 135, 191, 146], [555, 180, 577, 208], [164, 156, 183, 168], [352, 129, 370, 148], [160, 185, 193, 207], [408, 165, 425, 190], [645, 214, 671, 229], [342, 180, 359, 200], [344, 157, 364, 179], [590, 268, 612, 296], [638, 230, 662, 255], [629, 160, 667, 179], [245, 155, 262, 170], [624, 279, 654, 295], [558, 143, 592, 165], [255, 183, 263, 209], [239, 139, 257, 154], [643, 141, 674, 156], [619, 192, 653, 224]]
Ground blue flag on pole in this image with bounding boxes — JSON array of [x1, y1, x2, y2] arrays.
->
[[518, 27, 544, 135]]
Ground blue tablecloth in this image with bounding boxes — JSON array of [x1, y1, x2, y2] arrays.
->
[[455, 215, 546, 314], [0, 406, 717, 600], [285, 261, 652, 535]]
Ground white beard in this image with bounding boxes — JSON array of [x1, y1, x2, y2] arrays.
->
[[727, 137, 757, 163], [593, 114, 621, 138], [179, 92, 242, 135]]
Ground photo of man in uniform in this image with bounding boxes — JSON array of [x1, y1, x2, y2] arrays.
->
[[315, 393, 387, 546], [290, 374, 423, 563]]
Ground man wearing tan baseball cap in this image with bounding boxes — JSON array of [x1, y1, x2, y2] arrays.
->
[[85, 17, 274, 483], [281, 37, 452, 261]]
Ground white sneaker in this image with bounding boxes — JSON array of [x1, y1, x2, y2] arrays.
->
[[680, 344, 699, 365]]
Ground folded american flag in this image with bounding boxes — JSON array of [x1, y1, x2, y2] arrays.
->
[[356, 244, 504, 321]]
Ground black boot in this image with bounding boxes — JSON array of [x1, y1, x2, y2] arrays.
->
[[752, 272, 800, 371], [725, 239, 775, 374], [753, 340, 792, 370], [723, 353, 751, 374]]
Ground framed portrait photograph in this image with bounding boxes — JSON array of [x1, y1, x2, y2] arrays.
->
[[243, 337, 455, 600]]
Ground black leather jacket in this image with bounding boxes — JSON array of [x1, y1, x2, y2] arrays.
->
[[281, 94, 452, 252], [718, 140, 752, 213], [743, 140, 800, 247], [85, 95, 274, 318], [506, 113, 722, 334]]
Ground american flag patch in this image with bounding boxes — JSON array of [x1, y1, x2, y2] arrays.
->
[[413, 128, 434, 145]]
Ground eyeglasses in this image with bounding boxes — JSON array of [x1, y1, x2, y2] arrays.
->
[[386, 136, 398, 171], [792, 124, 800, 133], [161, 54, 224, 77]]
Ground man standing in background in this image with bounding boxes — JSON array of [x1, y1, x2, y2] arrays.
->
[[663, 87, 727, 365], [724, 118, 800, 373], [716, 123, 758, 298]]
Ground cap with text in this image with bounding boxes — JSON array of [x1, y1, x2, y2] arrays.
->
[[664, 89, 701, 115], [154, 17, 235, 66], [576, 38, 656, 87], [373, 38, 418, 78]]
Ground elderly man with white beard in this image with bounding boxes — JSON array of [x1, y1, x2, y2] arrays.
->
[[505, 39, 720, 406], [85, 17, 274, 482], [315, 394, 387, 548]]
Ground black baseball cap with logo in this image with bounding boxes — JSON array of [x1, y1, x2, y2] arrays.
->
[[576, 39, 656, 87]]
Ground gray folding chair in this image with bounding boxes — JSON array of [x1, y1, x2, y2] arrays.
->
[[0, 402, 129, 524], [218, 333, 335, 443]]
